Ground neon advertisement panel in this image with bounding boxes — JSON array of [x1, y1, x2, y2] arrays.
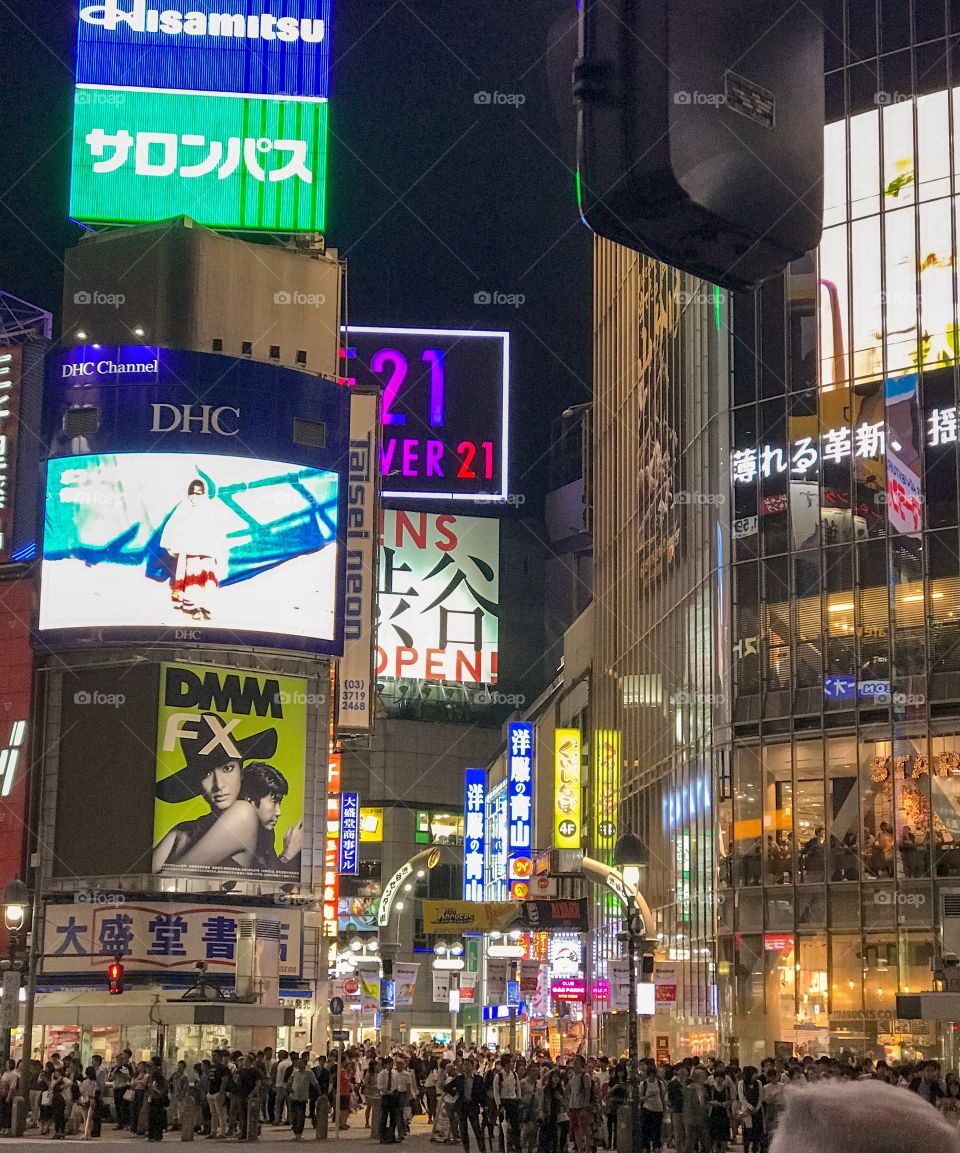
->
[[70, 0, 331, 231], [341, 327, 510, 503]]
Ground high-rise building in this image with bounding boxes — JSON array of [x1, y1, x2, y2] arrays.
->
[[594, 1, 960, 1064]]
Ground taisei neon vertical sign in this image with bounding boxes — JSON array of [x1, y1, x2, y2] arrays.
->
[[463, 768, 486, 900], [507, 722, 534, 899]]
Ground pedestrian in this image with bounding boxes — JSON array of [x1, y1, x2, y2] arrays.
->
[[146, 1060, 168, 1143], [666, 1064, 688, 1151], [288, 1054, 320, 1141], [446, 1057, 486, 1153], [273, 1049, 292, 1127], [736, 1068, 763, 1153], [495, 1054, 524, 1152], [51, 1075, 67, 1141], [566, 1055, 597, 1153], [639, 1065, 666, 1152], [682, 1068, 711, 1153]]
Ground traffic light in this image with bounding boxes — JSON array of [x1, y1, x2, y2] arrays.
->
[[107, 960, 124, 996], [574, 0, 825, 290]]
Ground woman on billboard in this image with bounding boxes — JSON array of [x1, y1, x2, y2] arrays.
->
[[159, 478, 229, 621]]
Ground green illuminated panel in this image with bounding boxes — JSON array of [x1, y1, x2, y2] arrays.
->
[[70, 87, 328, 232]]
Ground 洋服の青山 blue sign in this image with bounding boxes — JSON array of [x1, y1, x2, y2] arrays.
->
[[70, 0, 332, 232], [339, 792, 359, 876], [463, 768, 485, 901], [507, 723, 533, 900]]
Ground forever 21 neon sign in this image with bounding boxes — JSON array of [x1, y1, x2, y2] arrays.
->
[[340, 327, 509, 503]]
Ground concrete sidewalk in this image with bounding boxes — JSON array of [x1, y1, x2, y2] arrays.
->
[[5, 1116, 438, 1147]]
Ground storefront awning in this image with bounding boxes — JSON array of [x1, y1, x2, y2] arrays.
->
[[26, 992, 294, 1028]]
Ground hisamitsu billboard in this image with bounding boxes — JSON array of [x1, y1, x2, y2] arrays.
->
[[70, 0, 332, 232]]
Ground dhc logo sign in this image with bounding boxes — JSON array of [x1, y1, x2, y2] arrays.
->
[[79, 0, 326, 42], [150, 403, 240, 436]]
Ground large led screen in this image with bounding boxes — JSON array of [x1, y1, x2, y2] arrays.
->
[[39, 452, 339, 649]]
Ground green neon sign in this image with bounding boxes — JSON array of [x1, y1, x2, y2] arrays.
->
[[70, 87, 328, 232]]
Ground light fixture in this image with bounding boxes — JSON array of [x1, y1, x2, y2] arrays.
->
[[350, 937, 363, 952], [508, 930, 522, 940], [434, 941, 449, 956], [395, 901, 405, 912], [489, 930, 503, 941], [433, 957, 464, 971], [828, 602, 854, 612], [2, 879, 28, 932], [487, 943, 524, 958], [613, 829, 650, 892], [133, 326, 145, 337], [416, 870, 426, 878], [403, 883, 412, 892], [76, 330, 88, 341], [449, 943, 464, 956]]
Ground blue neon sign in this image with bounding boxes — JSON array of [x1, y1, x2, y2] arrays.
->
[[464, 769, 486, 901], [339, 792, 359, 875], [75, 0, 332, 99], [507, 722, 533, 899]]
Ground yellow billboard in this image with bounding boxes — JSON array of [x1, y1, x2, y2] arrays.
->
[[555, 729, 582, 849], [593, 729, 621, 862], [360, 806, 383, 842]]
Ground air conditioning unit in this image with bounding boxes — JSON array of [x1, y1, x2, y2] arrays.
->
[[940, 890, 960, 958], [235, 917, 258, 1001]]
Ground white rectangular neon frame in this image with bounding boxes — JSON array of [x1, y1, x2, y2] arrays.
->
[[342, 326, 510, 503]]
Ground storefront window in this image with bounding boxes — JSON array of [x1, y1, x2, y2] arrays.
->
[[735, 747, 762, 887], [763, 743, 793, 885], [826, 736, 860, 880]]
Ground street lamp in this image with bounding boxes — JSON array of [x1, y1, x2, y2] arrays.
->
[[612, 831, 650, 1153], [2, 880, 28, 933], [1, 879, 29, 1065]]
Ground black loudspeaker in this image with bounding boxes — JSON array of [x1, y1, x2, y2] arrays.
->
[[575, 0, 824, 290]]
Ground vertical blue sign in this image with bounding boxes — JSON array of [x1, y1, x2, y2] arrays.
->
[[339, 792, 359, 875], [507, 722, 534, 899], [464, 768, 486, 901]]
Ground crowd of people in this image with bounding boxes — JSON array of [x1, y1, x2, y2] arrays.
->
[[2, 1043, 960, 1148]]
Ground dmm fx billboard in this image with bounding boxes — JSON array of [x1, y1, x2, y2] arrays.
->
[[38, 346, 350, 655], [153, 662, 307, 882], [340, 328, 510, 503], [42, 901, 303, 978], [507, 722, 534, 900], [70, 0, 332, 231], [378, 510, 499, 684]]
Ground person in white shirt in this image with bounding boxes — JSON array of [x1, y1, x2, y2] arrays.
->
[[493, 1056, 522, 1153], [378, 1057, 402, 1143], [273, 1051, 293, 1127]]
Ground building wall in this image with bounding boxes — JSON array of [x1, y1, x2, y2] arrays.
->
[[590, 237, 730, 1058], [722, 0, 960, 1064]]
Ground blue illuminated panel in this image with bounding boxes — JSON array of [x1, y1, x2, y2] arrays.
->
[[75, 0, 332, 99]]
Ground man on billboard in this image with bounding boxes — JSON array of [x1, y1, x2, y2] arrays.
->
[[153, 666, 307, 880], [153, 716, 302, 875], [159, 478, 229, 620]]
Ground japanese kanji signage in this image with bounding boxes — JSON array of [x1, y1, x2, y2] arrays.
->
[[463, 768, 486, 901], [323, 751, 341, 938], [338, 792, 359, 876], [70, 0, 332, 231], [0, 348, 23, 564], [554, 729, 581, 850], [593, 730, 620, 864], [507, 722, 534, 900], [41, 902, 303, 977], [153, 663, 307, 881], [376, 511, 499, 684]]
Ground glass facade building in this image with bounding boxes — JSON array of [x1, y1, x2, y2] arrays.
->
[[590, 239, 729, 1059], [722, 1, 960, 1064]]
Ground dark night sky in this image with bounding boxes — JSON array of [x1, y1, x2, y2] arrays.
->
[[0, 0, 593, 509]]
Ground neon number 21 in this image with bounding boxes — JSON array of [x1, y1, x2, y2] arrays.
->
[[421, 349, 445, 427], [372, 348, 407, 426]]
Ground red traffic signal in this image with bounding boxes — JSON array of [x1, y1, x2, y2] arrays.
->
[[107, 961, 124, 995]]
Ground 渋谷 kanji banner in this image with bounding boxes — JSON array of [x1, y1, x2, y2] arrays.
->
[[70, 88, 329, 231], [376, 511, 499, 684], [152, 662, 307, 882], [41, 902, 303, 977]]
